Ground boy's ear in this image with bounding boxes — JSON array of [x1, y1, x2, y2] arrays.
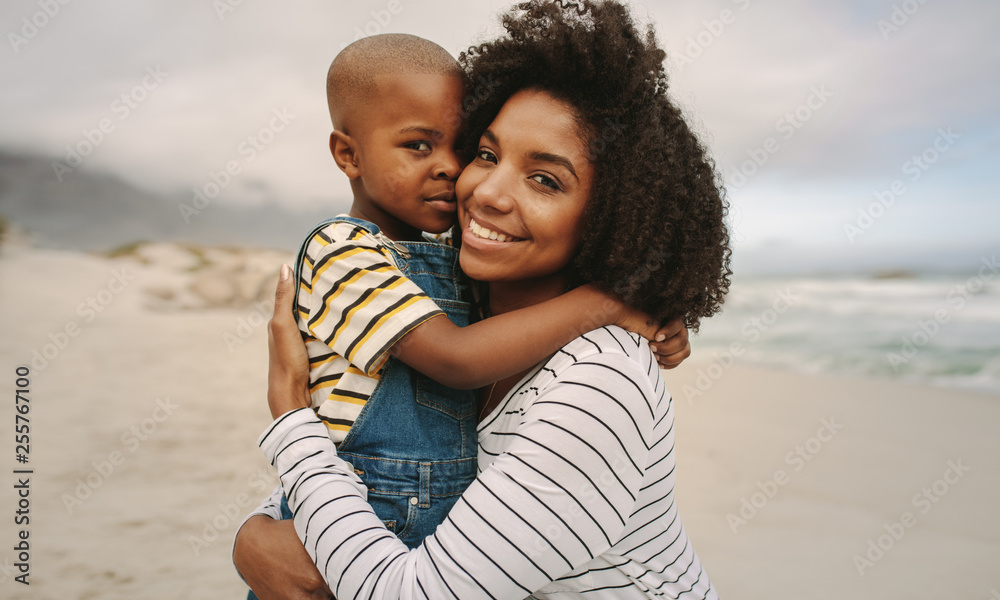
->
[[329, 131, 361, 179]]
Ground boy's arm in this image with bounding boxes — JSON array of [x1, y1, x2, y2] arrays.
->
[[304, 226, 689, 388], [390, 284, 659, 390]]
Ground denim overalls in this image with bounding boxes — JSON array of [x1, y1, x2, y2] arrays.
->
[[253, 216, 477, 590]]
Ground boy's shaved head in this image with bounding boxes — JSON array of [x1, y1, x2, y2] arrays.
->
[[327, 34, 462, 132]]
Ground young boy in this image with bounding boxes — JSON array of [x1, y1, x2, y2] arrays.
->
[[246, 33, 685, 579]]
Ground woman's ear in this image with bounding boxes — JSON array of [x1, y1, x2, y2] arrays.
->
[[330, 131, 361, 179]]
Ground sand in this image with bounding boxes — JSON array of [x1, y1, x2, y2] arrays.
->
[[671, 361, 1000, 599], [0, 243, 997, 599]]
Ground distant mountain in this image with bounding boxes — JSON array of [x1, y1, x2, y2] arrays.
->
[[0, 151, 341, 252], [3, 151, 993, 276]]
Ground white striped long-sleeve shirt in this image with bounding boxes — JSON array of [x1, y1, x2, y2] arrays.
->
[[257, 326, 718, 599]]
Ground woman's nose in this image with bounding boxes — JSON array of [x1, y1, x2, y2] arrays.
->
[[470, 165, 515, 214]]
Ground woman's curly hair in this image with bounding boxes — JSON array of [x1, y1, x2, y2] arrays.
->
[[458, 0, 731, 330]]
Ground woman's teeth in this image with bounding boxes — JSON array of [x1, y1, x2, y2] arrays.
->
[[470, 218, 518, 243]]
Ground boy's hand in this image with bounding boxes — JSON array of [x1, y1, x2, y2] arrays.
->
[[588, 282, 692, 369], [649, 317, 691, 369], [610, 299, 660, 340], [614, 304, 692, 369], [267, 264, 312, 419], [570, 284, 657, 339]]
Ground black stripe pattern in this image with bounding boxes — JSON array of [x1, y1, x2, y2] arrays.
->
[[255, 327, 718, 599]]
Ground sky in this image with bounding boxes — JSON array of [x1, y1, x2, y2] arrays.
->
[[2, 0, 998, 271]]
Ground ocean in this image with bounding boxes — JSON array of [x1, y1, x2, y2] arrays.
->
[[690, 264, 1000, 395]]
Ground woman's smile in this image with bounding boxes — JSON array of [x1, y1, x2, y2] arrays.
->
[[466, 216, 527, 244]]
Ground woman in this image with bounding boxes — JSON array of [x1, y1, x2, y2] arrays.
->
[[236, 1, 730, 597]]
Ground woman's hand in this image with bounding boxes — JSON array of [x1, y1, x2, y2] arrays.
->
[[233, 516, 333, 600], [268, 264, 312, 419]]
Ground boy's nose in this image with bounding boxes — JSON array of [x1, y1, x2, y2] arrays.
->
[[433, 149, 461, 180]]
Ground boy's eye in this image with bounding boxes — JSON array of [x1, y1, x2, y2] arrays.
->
[[530, 173, 561, 191], [476, 148, 497, 164], [406, 141, 432, 152]]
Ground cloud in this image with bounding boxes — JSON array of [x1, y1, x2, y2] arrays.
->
[[2, 0, 996, 250], [654, 0, 1000, 184]]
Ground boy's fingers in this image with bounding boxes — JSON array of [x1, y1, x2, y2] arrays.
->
[[655, 317, 685, 340], [658, 344, 691, 369], [638, 321, 660, 341], [654, 317, 689, 349], [655, 332, 688, 356], [650, 324, 691, 368]]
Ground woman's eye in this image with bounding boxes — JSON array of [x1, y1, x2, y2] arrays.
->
[[476, 148, 497, 163], [530, 174, 561, 190], [406, 141, 432, 152]]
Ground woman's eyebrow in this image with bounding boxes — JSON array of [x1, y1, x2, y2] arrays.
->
[[528, 151, 578, 180], [483, 128, 578, 181]]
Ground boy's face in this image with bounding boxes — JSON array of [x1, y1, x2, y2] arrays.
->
[[346, 72, 465, 239]]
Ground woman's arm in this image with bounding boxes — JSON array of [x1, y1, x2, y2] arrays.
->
[[264, 268, 658, 598], [232, 266, 330, 598], [233, 483, 330, 600], [234, 515, 333, 600]]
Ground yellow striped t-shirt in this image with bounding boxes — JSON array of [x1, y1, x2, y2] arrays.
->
[[297, 219, 444, 444]]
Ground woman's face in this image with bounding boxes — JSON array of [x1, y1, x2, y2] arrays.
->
[[456, 89, 595, 286]]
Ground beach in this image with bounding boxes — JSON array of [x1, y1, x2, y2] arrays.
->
[[0, 243, 997, 599], [672, 362, 1000, 598]]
